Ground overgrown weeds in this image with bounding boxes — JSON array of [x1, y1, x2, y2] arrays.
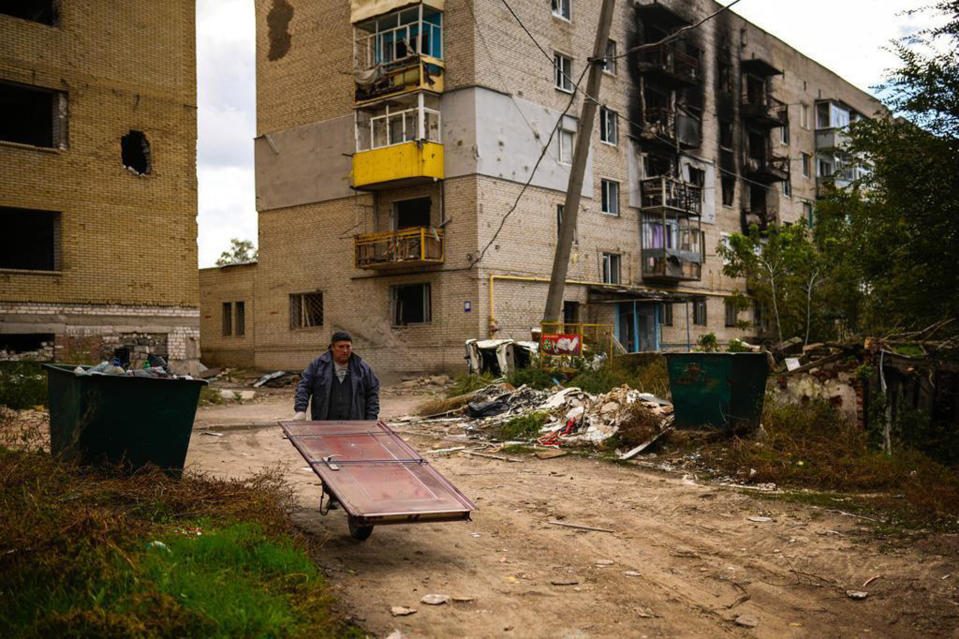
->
[[0, 450, 361, 638], [568, 355, 670, 397], [0, 361, 47, 409], [198, 385, 226, 406], [447, 373, 497, 398], [678, 397, 959, 531], [496, 412, 549, 440], [509, 367, 557, 390]]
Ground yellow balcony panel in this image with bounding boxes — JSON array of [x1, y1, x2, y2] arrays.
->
[[351, 0, 444, 24], [352, 141, 443, 189], [354, 226, 444, 270], [355, 57, 445, 106]]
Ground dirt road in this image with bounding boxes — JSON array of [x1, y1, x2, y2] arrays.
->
[[186, 389, 959, 638]]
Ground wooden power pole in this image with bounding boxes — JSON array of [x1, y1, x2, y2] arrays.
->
[[543, 0, 617, 324]]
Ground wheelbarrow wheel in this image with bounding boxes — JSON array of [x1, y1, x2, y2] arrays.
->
[[348, 516, 374, 541]]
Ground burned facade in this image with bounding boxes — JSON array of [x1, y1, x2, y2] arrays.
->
[[0, 3, 200, 370], [203, 0, 881, 376]]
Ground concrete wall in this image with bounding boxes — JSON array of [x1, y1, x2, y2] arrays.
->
[[0, 2, 199, 366]]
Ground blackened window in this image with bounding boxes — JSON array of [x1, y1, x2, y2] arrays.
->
[[235, 301, 245, 337], [222, 302, 233, 336], [719, 121, 733, 149], [1, 1, 58, 25], [0, 207, 60, 271], [721, 176, 735, 207], [0, 81, 66, 148], [121, 130, 151, 175], [662, 303, 673, 326], [724, 299, 738, 327], [392, 283, 431, 325]]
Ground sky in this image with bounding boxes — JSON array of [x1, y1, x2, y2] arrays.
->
[[195, 0, 936, 267]]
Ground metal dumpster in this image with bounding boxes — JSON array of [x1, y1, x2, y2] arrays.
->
[[44, 363, 208, 474], [663, 352, 769, 429]]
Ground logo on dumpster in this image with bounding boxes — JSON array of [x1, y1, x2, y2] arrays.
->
[[540, 333, 582, 356]]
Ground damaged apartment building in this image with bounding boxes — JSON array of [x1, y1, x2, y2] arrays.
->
[[0, 2, 200, 370], [199, 0, 881, 376]]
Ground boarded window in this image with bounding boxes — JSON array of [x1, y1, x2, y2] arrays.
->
[[222, 302, 232, 336], [392, 283, 431, 325], [1, 1, 58, 25], [290, 292, 324, 329], [0, 207, 60, 271], [235, 301, 245, 337], [0, 81, 66, 148]]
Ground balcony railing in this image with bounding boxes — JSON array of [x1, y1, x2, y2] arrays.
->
[[744, 153, 789, 183], [637, 43, 702, 85], [639, 176, 702, 216], [641, 251, 702, 282], [815, 127, 850, 151], [742, 93, 787, 128], [354, 58, 444, 104], [640, 214, 703, 282], [354, 227, 444, 269]]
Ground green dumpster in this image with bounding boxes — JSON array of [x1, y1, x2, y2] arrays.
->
[[44, 363, 208, 474], [663, 353, 769, 429]]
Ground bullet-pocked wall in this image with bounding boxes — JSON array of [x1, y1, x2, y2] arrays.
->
[[0, 2, 200, 370]]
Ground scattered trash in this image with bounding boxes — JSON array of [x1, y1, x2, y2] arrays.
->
[[467, 400, 509, 418], [198, 430, 224, 437], [385, 630, 406, 639], [469, 532, 482, 538], [535, 449, 567, 460], [594, 559, 615, 566], [452, 596, 475, 603], [390, 606, 417, 617], [624, 571, 642, 578], [734, 614, 759, 628], [420, 594, 450, 605], [862, 574, 881, 587], [253, 370, 294, 388], [550, 578, 580, 586], [218, 389, 255, 401], [846, 590, 868, 600], [547, 520, 615, 534], [146, 540, 171, 553], [427, 446, 466, 455], [748, 516, 773, 523]]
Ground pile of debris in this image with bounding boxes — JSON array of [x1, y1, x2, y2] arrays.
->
[[389, 375, 453, 395], [412, 382, 673, 456]]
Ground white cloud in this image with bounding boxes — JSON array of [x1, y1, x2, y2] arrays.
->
[[197, 165, 257, 268]]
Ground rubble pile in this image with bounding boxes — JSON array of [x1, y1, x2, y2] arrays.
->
[[417, 382, 673, 451], [389, 375, 454, 394]]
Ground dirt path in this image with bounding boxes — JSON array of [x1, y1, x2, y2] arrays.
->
[[186, 390, 959, 638]]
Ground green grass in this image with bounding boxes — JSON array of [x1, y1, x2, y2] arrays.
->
[[0, 361, 47, 409], [447, 373, 497, 398], [508, 367, 557, 390], [198, 385, 226, 406], [0, 449, 361, 638], [568, 355, 670, 397]]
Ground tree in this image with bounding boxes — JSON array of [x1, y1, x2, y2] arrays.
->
[[815, 1, 959, 333], [216, 238, 258, 266], [718, 224, 826, 345]]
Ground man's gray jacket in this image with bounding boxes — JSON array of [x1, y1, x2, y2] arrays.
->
[[294, 351, 380, 420]]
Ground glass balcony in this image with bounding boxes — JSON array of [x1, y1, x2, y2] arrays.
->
[[354, 227, 444, 269], [641, 216, 703, 282]]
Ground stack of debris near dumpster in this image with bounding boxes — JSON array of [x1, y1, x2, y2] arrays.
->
[[411, 382, 673, 455]]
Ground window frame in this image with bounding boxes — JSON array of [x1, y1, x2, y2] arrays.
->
[[289, 291, 324, 330], [551, 0, 571, 22], [600, 179, 620, 216], [800, 103, 810, 130], [801, 152, 811, 179], [724, 298, 738, 327], [783, 178, 792, 197], [222, 302, 233, 337], [601, 252, 621, 285], [692, 298, 707, 326], [599, 106, 618, 145], [390, 282, 432, 326], [0, 206, 61, 272], [556, 203, 578, 243], [558, 126, 574, 164], [554, 52, 573, 93], [603, 39, 617, 75], [235, 301, 246, 337], [662, 302, 673, 327]]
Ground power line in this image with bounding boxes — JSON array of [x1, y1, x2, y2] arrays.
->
[[611, 0, 746, 60]]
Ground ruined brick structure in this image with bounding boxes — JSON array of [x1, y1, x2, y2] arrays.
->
[[0, 3, 200, 370], [201, 0, 883, 377]]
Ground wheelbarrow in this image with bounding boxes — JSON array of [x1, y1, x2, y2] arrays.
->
[[279, 420, 476, 540]]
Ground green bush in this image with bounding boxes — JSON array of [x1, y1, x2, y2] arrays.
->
[[568, 356, 670, 397], [447, 373, 496, 398], [0, 362, 47, 409], [509, 367, 557, 390]]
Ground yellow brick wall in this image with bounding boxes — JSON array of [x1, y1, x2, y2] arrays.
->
[[0, 2, 198, 308], [199, 264, 257, 367]]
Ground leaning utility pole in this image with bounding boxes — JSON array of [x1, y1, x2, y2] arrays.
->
[[543, 0, 616, 323]]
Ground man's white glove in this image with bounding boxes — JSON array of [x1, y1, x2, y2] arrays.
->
[[293, 411, 307, 421]]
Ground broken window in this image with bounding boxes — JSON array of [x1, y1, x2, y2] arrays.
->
[[235, 301, 246, 337], [719, 121, 733, 150], [718, 62, 732, 94], [599, 106, 618, 145], [603, 40, 617, 74], [290, 292, 324, 329], [644, 152, 672, 178], [563, 301, 580, 325], [0, 333, 55, 358], [721, 176, 735, 207], [551, 0, 571, 21], [725, 299, 738, 327], [692, 298, 707, 326], [1, 1, 58, 25], [780, 116, 790, 145], [601, 179, 620, 216], [393, 197, 431, 229], [121, 130, 151, 175], [554, 52, 573, 92], [687, 166, 705, 188], [0, 81, 66, 148], [0, 207, 60, 271], [391, 283, 431, 325], [556, 204, 577, 243], [222, 302, 233, 336], [601, 253, 621, 284]]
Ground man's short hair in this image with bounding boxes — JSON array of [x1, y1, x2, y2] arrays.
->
[[330, 331, 352, 344]]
